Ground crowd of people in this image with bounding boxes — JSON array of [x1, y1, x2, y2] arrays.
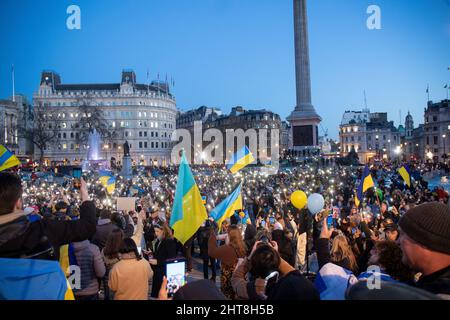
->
[[0, 159, 449, 300]]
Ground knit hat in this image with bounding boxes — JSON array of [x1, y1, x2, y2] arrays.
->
[[398, 202, 450, 255]]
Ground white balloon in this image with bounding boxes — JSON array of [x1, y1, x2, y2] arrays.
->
[[307, 193, 325, 215]]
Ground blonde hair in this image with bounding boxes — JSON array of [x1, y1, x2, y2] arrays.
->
[[330, 234, 358, 273], [228, 225, 247, 258]]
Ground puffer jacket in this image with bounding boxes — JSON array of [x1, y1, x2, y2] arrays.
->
[[71, 240, 106, 297]]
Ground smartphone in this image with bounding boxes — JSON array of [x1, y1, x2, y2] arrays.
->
[[264, 271, 279, 295], [72, 167, 82, 189], [269, 216, 275, 224], [352, 227, 357, 235], [326, 215, 333, 229], [261, 220, 266, 228], [166, 259, 186, 298], [259, 235, 270, 244]]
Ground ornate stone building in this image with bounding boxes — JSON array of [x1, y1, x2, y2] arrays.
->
[[33, 70, 177, 165]]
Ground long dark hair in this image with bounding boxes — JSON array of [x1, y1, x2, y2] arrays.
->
[[119, 238, 142, 260], [104, 229, 124, 259]]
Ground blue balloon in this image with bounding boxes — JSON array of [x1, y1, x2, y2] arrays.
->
[[307, 193, 324, 215]]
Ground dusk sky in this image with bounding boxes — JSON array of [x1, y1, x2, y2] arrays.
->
[[0, 0, 449, 138]]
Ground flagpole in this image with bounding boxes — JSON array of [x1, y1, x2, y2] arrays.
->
[[146, 68, 150, 95], [427, 84, 430, 102], [12, 64, 15, 102]]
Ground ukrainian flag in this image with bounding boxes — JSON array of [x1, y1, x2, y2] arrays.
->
[[226, 146, 255, 174], [0, 145, 20, 172], [170, 151, 208, 245], [0, 258, 74, 300], [354, 181, 363, 208], [397, 165, 411, 187], [354, 166, 374, 208], [99, 170, 116, 193], [361, 165, 375, 192], [210, 183, 243, 230]]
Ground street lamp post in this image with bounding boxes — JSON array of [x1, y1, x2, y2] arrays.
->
[[375, 135, 379, 159], [442, 134, 447, 164], [387, 139, 391, 160]]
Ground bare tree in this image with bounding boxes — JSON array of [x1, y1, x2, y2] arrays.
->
[[75, 98, 124, 148], [16, 103, 60, 163]]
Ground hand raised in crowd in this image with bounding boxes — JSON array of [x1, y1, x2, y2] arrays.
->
[[158, 276, 172, 300], [80, 178, 90, 202], [319, 216, 334, 239]]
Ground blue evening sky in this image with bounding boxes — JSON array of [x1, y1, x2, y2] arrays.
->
[[0, 0, 449, 138]]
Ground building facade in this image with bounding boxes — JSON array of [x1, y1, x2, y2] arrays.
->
[[33, 70, 177, 165], [0, 95, 33, 156], [423, 99, 450, 163], [403, 112, 424, 161], [339, 110, 401, 163], [177, 106, 281, 164], [0, 98, 20, 154]]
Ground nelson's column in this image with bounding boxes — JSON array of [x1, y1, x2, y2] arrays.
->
[[287, 0, 322, 155]]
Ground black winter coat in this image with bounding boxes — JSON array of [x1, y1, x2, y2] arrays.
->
[[0, 201, 97, 260]]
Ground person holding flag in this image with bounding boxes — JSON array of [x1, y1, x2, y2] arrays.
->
[[207, 183, 247, 299]]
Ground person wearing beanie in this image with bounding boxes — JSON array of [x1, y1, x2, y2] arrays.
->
[[398, 202, 450, 299]]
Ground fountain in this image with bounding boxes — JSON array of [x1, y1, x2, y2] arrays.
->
[[87, 129, 101, 161], [82, 129, 108, 171]]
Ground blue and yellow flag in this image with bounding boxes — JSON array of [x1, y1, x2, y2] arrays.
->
[[354, 166, 374, 208], [226, 146, 255, 174], [354, 181, 363, 208], [397, 165, 411, 187], [361, 165, 375, 192], [0, 258, 74, 300], [170, 151, 208, 245], [210, 183, 243, 230], [99, 170, 116, 193], [0, 145, 20, 172]]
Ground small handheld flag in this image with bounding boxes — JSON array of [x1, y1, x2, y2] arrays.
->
[[0, 145, 21, 172], [210, 183, 243, 230], [226, 146, 255, 174], [397, 165, 411, 187], [99, 170, 116, 193], [361, 165, 375, 192]]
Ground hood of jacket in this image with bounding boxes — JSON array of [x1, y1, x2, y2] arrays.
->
[[0, 211, 30, 248]]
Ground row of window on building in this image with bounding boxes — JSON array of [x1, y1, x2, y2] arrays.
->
[[45, 110, 174, 121], [46, 141, 171, 151], [39, 89, 173, 101], [137, 141, 170, 149], [57, 130, 172, 140], [343, 134, 398, 143]]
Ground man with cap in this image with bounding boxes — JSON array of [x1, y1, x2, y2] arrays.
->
[[398, 202, 450, 299]]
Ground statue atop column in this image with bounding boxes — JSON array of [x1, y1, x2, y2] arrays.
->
[[123, 140, 130, 157]]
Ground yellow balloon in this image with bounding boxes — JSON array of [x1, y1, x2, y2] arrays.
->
[[291, 190, 307, 209]]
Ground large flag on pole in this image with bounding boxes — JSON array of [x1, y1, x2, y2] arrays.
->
[[226, 146, 255, 174], [170, 151, 208, 245], [210, 183, 243, 230], [0, 144, 21, 172], [397, 164, 411, 187]]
